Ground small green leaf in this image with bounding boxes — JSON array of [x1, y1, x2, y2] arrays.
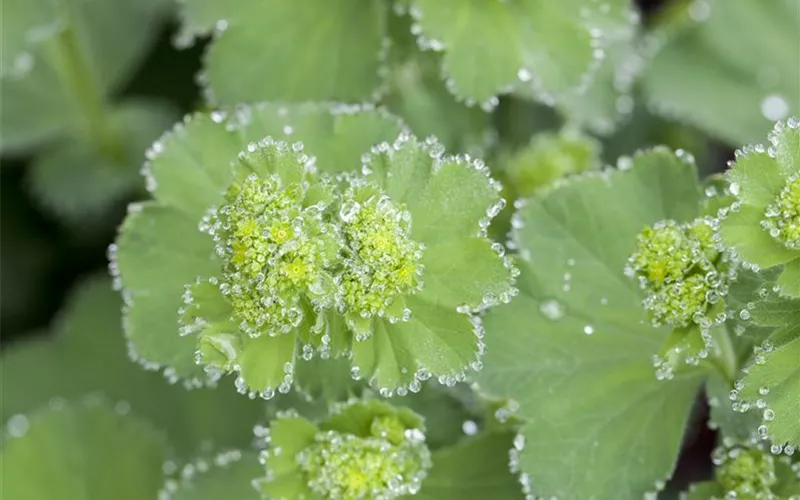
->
[[0, 401, 168, 500], [28, 100, 176, 222], [258, 415, 319, 499], [0, 275, 267, 459], [777, 260, 800, 297], [197, 0, 388, 104], [414, 431, 524, 499], [411, 0, 633, 105], [683, 481, 725, 499], [167, 452, 262, 500], [720, 206, 797, 268], [474, 149, 707, 499], [237, 333, 297, 396], [645, 0, 800, 144]]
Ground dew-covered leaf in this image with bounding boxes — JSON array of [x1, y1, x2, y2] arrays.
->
[[684, 481, 725, 499], [414, 431, 524, 499], [166, 451, 262, 500], [411, 0, 633, 105], [644, 0, 800, 145], [352, 297, 479, 391], [0, 0, 169, 152], [738, 317, 800, 446], [706, 375, 761, 441], [382, 13, 490, 154], [474, 149, 707, 499], [113, 203, 219, 382], [197, 0, 388, 104], [0, 401, 168, 500], [257, 415, 318, 499], [0, 275, 267, 458], [28, 100, 176, 222]]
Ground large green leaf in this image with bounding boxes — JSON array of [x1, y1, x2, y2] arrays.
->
[[0, 401, 169, 500], [414, 431, 524, 499], [0, 274, 266, 458], [411, 0, 633, 105], [474, 149, 707, 499], [0, 0, 169, 152], [165, 451, 263, 500], [187, 0, 388, 104], [644, 0, 800, 145]]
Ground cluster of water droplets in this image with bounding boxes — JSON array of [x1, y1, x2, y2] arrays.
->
[[762, 174, 799, 250]]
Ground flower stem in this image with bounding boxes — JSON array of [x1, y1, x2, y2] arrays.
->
[[704, 323, 738, 387], [47, 2, 125, 163]]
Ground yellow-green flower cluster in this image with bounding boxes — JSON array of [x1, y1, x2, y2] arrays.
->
[[206, 172, 341, 337], [763, 175, 800, 249], [713, 444, 778, 499], [339, 182, 424, 336], [297, 416, 431, 499], [626, 218, 727, 327]]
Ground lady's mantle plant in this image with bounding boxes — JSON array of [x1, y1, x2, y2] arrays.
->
[[256, 400, 431, 499], [113, 103, 515, 398]]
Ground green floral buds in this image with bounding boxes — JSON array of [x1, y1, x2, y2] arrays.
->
[[338, 179, 424, 337], [257, 400, 431, 500], [712, 442, 779, 499], [626, 217, 730, 328], [763, 174, 800, 250], [203, 169, 341, 338]]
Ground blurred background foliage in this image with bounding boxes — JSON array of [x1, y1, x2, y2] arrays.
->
[[1, 0, 797, 497]]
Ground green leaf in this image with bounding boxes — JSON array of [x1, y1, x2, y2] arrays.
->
[[727, 151, 787, 208], [28, 100, 176, 222], [0, 401, 168, 500], [644, 0, 800, 145], [382, 13, 490, 154], [683, 482, 724, 499], [113, 203, 219, 382], [166, 452, 262, 500], [474, 149, 707, 499], [719, 205, 797, 268], [777, 259, 800, 298], [414, 431, 524, 499], [0, 0, 169, 152], [257, 415, 318, 499], [0, 274, 267, 459], [197, 0, 388, 104], [738, 324, 800, 446], [706, 375, 761, 441], [145, 112, 242, 219], [353, 296, 480, 392], [238, 333, 297, 395], [411, 0, 633, 104]]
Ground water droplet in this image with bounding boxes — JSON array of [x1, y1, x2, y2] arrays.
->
[[583, 325, 594, 335], [7, 414, 29, 438], [539, 299, 565, 321], [761, 94, 790, 121], [462, 420, 478, 435]]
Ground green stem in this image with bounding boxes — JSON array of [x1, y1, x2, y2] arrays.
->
[[704, 323, 738, 386], [48, 4, 125, 163]]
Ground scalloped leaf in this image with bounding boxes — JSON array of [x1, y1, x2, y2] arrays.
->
[[738, 301, 800, 446], [0, 275, 266, 458], [0, 0, 168, 152], [192, 0, 388, 104], [382, 13, 491, 154], [410, 0, 633, 105], [28, 100, 176, 222], [165, 452, 262, 500], [121, 104, 405, 384], [644, 0, 800, 145], [474, 149, 708, 499], [0, 401, 168, 500], [415, 431, 524, 500]]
